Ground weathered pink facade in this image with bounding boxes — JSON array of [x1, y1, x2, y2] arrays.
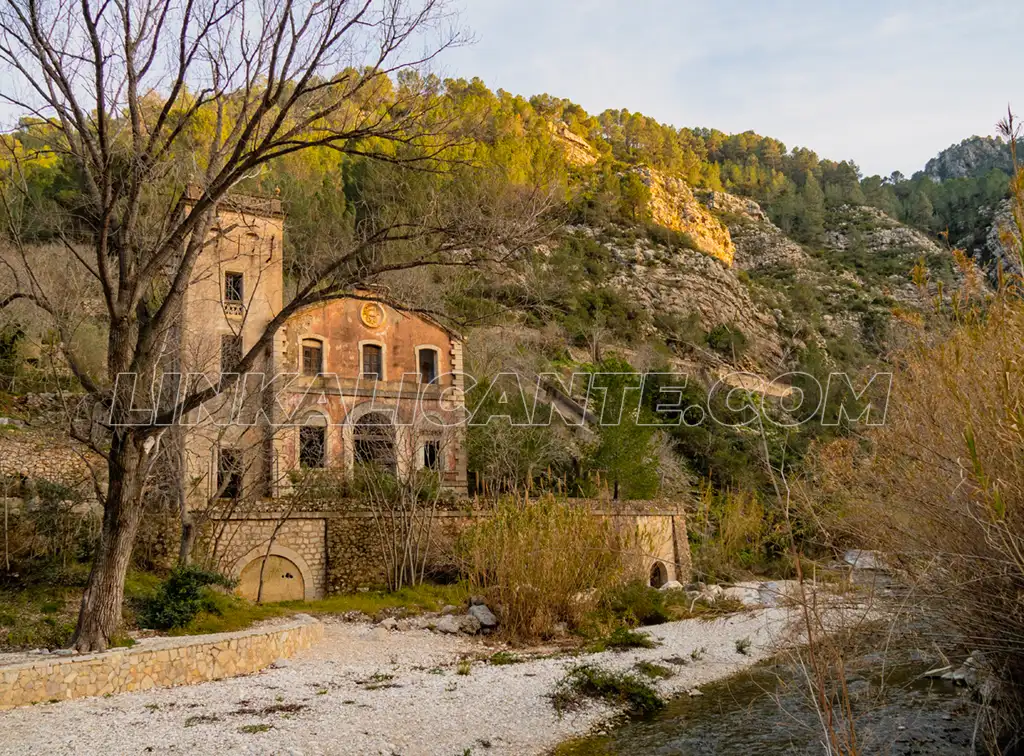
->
[[175, 196, 467, 598]]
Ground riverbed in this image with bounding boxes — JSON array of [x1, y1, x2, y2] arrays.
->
[[557, 646, 979, 755]]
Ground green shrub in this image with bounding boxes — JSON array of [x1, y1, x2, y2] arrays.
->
[[602, 581, 670, 626], [589, 626, 657, 652], [551, 664, 664, 716], [706, 323, 748, 358], [634, 661, 674, 679], [140, 566, 235, 630]]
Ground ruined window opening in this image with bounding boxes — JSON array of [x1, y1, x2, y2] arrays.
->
[[302, 339, 323, 376], [217, 448, 242, 499], [362, 344, 383, 380], [423, 439, 441, 470], [224, 271, 244, 302], [220, 333, 242, 374], [418, 348, 438, 384], [299, 425, 326, 469], [354, 412, 395, 472]]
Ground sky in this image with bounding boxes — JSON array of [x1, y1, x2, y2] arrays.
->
[[437, 0, 1024, 176]]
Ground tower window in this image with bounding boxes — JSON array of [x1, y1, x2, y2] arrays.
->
[[224, 272, 244, 303], [302, 339, 323, 376], [217, 448, 242, 499], [299, 426, 326, 469], [423, 439, 441, 470], [418, 348, 438, 384], [362, 344, 383, 380]]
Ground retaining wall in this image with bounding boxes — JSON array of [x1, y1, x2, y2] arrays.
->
[[0, 614, 322, 710]]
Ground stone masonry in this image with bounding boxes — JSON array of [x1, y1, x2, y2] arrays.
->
[[0, 615, 322, 710]]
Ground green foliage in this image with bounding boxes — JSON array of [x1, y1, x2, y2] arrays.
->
[[579, 356, 660, 499], [634, 661, 674, 679], [488, 651, 522, 665], [589, 626, 657, 651], [140, 566, 235, 631], [706, 324, 748, 358], [551, 664, 664, 716], [601, 581, 671, 626]]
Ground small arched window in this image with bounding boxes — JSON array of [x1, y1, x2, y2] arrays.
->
[[301, 338, 323, 376]]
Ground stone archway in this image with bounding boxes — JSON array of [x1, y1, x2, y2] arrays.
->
[[233, 544, 316, 602], [649, 561, 668, 588]]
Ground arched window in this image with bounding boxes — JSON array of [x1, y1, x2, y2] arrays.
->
[[301, 338, 323, 376], [299, 413, 328, 468], [354, 411, 395, 472]]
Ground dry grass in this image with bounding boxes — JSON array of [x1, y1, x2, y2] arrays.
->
[[457, 494, 649, 641], [805, 298, 1024, 749]]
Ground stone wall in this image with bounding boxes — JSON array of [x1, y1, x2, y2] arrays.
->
[[220, 499, 693, 595], [0, 428, 104, 499], [212, 518, 328, 599], [0, 615, 322, 710]]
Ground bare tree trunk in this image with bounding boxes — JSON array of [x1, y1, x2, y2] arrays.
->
[[73, 434, 146, 651], [178, 516, 195, 567]]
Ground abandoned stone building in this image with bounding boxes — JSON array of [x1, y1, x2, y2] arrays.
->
[[173, 194, 471, 601]]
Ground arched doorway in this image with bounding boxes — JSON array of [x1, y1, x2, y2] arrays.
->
[[649, 561, 668, 588], [354, 411, 396, 473], [238, 555, 306, 602]]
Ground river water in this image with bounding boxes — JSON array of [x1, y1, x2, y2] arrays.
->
[[557, 651, 979, 755]]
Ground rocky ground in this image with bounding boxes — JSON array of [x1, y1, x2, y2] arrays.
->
[[0, 601, 803, 756]]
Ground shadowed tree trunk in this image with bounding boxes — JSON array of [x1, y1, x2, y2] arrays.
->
[[74, 434, 147, 650]]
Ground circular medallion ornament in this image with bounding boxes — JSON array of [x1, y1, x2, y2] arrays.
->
[[360, 301, 385, 329]]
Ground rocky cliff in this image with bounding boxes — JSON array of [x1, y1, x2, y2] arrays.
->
[[632, 166, 736, 266], [923, 136, 1016, 181]]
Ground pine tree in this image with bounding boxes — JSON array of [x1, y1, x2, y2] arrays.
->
[[799, 172, 826, 242]]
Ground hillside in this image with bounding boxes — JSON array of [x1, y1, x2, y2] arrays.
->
[[0, 77, 999, 496]]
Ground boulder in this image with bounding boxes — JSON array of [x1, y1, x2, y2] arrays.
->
[[843, 549, 886, 571], [658, 580, 684, 592], [459, 614, 482, 635], [434, 615, 462, 634], [468, 604, 498, 629], [378, 617, 398, 631], [722, 585, 761, 606]]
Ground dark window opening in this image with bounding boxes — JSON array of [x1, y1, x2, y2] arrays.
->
[[224, 272, 244, 303], [354, 412, 395, 471], [649, 562, 668, 588], [299, 425, 326, 469], [218, 448, 242, 499], [423, 439, 441, 470], [302, 339, 323, 376], [220, 333, 242, 374], [419, 349, 438, 384], [362, 344, 383, 380]]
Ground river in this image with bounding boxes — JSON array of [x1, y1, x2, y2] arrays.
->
[[557, 648, 978, 755]]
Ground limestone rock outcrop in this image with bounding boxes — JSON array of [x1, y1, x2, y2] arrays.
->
[[548, 121, 599, 167], [631, 166, 736, 266], [706, 192, 809, 271], [983, 198, 1023, 278], [602, 232, 783, 367]]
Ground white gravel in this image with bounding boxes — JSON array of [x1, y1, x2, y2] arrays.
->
[[0, 607, 801, 756]]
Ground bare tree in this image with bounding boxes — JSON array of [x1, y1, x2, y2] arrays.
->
[[0, 0, 554, 650]]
